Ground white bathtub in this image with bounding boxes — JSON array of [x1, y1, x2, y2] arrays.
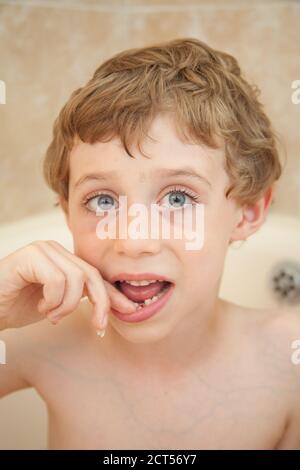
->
[[0, 208, 299, 449]]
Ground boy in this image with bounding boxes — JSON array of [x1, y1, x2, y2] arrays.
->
[[0, 37, 300, 450]]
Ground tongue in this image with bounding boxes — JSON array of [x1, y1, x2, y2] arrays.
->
[[118, 281, 167, 303]]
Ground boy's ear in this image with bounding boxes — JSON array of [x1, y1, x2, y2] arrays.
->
[[230, 186, 274, 242]]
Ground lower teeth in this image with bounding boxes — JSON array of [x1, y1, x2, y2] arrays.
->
[[134, 285, 169, 310]]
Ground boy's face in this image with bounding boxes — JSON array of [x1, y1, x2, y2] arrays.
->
[[64, 113, 242, 343]]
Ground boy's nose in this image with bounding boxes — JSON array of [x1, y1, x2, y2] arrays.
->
[[113, 237, 161, 258]]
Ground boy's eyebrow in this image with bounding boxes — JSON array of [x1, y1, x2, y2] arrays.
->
[[155, 168, 212, 187], [74, 167, 212, 189]]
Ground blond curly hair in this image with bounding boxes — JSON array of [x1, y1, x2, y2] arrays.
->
[[43, 37, 283, 207]]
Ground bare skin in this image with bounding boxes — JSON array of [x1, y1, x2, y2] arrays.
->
[[1, 114, 299, 449], [2, 297, 299, 450]]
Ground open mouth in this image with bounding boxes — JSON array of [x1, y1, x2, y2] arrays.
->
[[114, 279, 172, 310], [111, 278, 175, 323]]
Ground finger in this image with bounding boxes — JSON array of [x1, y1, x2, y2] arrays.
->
[[45, 242, 137, 313], [103, 280, 136, 314], [22, 244, 66, 313], [45, 241, 136, 319], [86, 273, 110, 331], [82, 280, 136, 314], [36, 247, 86, 322], [34, 242, 98, 325], [40, 241, 110, 330]]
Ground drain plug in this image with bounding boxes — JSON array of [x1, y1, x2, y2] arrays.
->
[[270, 261, 300, 305]]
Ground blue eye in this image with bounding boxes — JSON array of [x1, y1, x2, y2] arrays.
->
[[168, 191, 187, 207], [83, 187, 202, 214], [85, 194, 118, 213], [160, 189, 197, 209]]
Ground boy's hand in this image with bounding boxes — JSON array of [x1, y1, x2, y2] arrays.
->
[[0, 240, 136, 332]]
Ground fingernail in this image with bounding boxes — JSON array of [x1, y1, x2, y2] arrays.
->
[[96, 329, 106, 338]]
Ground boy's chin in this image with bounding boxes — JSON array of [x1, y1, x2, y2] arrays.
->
[[108, 317, 175, 345]]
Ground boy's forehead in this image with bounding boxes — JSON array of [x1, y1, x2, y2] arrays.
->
[[69, 133, 225, 187]]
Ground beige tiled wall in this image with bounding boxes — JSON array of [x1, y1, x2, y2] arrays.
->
[[0, 0, 299, 224]]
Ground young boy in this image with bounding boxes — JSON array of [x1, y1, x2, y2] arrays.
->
[[0, 37, 300, 450]]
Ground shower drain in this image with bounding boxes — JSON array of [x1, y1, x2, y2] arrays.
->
[[270, 261, 300, 305]]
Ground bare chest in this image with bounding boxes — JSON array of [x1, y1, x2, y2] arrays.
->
[[38, 355, 287, 450]]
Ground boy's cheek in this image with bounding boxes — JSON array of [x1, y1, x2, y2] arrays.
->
[[73, 237, 106, 265], [204, 204, 238, 250], [182, 237, 228, 286], [69, 213, 99, 236], [184, 247, 224, 285]]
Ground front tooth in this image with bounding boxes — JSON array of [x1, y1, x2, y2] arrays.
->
[[133, 294, 159, 308], [144, 295, 159, 305], [124, 280, 154, 286]]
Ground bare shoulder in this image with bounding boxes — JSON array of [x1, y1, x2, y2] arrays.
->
[[221, 298, 300, 389], [223, 298, 300, 342], [223, 299, 300, 449], [259, 304, 300, 449], [248, 303, 300, 353]]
